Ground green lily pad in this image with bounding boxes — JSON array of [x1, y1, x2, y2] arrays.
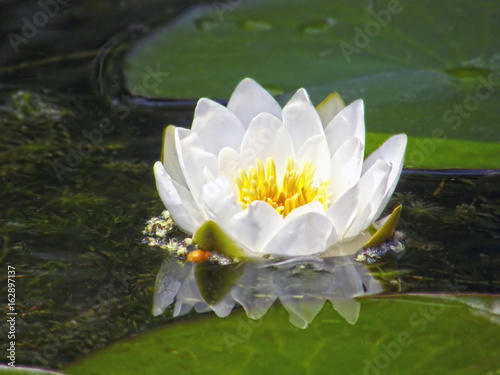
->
[[124, 0, 500, 169], [64, 295, 500, 374]]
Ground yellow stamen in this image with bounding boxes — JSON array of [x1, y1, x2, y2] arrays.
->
[[234, 157, 331, 217]]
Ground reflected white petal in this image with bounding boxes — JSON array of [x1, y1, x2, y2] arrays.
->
[[232, 265, 277, 320]]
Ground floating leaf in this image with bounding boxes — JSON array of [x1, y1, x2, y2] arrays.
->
[[65, 295, 500, 374], [124, 0, 500, 169]]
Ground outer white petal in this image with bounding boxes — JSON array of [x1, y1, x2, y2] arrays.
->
[[192, 98, 246, 155], [362, 134, 407, 219], [324, 99, 365, 156], [264, 212, 333, 256], [315, 92, 346, 128], [282, 201, 325, 223], [326, 185, 359, 241], [282, 88, 325, 152], [296, 134, 331, 183], [227, 78, 283, 128], [225, 201, 283, 254], [202, 175, 242, 227], [176, 128, 218, 218], [154, 162, 204, 234], [161, 126, 187, 188], [240, 113, 294, 179], [328, 137, 364, 200], [344, 160, 392, 239]]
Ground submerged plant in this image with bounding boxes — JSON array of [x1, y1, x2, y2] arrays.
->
[[153, 78, 407, 258]]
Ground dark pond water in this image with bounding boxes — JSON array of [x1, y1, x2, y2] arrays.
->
[[0, 0, 499, 372]]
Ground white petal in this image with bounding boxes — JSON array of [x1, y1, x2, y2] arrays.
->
[[282, 88, 325, 152], [326, 185, 359, 240], [324, 99, 365, 156], [161, 126, 187, 188], [344, 160, 392, 239], [362, 134, 407, 219], [154, 162, 204, 234], [282, 201, 324, 223], [202, 176, 242, 227], [315, 92, 346, 128], [328, 137, 364, 200], [264, 212, 333, 256], [296, 134, 331, 183], [239, 113, 294, 179], [225, 201, 283, 254], [192, 98, 246, 155], [176, 128, 218, 218], [227, 78, 283, 128]]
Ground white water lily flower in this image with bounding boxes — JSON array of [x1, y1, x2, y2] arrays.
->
[[154, 78, 407, 257]]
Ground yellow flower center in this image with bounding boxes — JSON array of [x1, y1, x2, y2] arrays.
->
[[234, 157, 331, 217]]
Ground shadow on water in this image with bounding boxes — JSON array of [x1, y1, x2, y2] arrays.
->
[[0, 0, 499, 370]]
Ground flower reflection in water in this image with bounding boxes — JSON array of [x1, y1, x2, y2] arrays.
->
[[153, 255, 382, 329]]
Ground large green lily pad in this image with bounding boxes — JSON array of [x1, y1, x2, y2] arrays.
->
[[65, 295, 500, 374], [124, 0, 500, 169]]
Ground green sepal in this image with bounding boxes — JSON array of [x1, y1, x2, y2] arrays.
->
[[363, 205, 402, 248], [193, 220, 247, 259]]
